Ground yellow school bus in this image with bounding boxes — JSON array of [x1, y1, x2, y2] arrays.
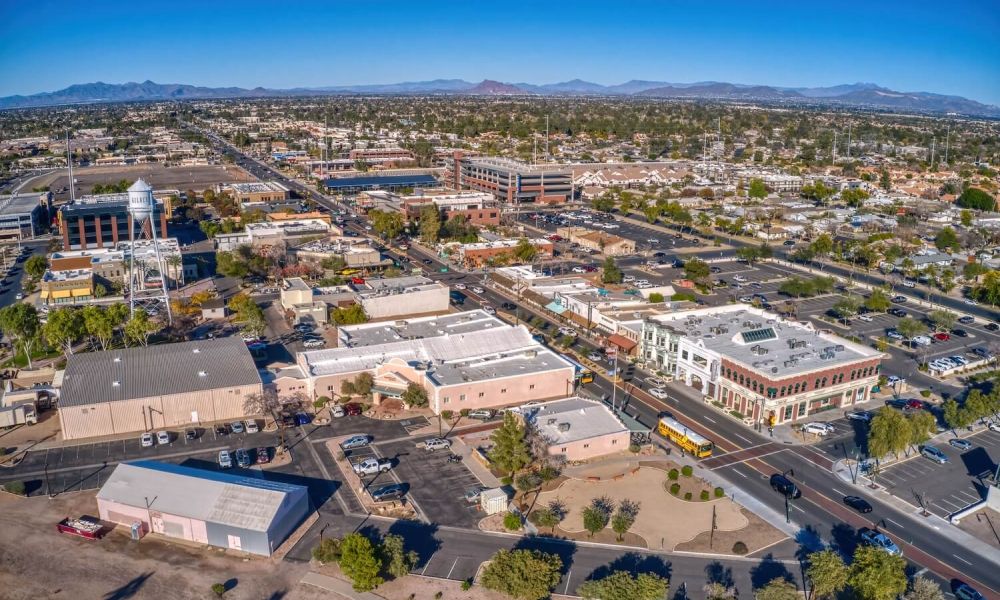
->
[[657, 416, 714, 458]]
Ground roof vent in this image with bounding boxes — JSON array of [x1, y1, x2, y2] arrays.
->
[[112, 380, 120, 387], [558, 422, 571, 432], [193, 348, 201, 354], [113, 357, 121, 363], [197, 371, 207, 377]]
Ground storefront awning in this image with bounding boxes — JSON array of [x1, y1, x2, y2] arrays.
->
[[545, 301, 567, 315], [607, 333, 637, 351], [71, 288, 92, 297], [50, 290, 72, 299]]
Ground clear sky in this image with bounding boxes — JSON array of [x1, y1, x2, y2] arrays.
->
[[1, 0, 998, 104]]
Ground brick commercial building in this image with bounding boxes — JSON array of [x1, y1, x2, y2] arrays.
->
[[452, 155, 572, 205], [57, 338, 264, 440], [400, 191, 500, 227], [59, 191, 169, 250], [556, 226, 636, 256], [222, 181, 290, 207], [453, 238, 554, 267], [640, 305, 884, 427]]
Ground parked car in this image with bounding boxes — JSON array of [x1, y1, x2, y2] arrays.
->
[[802, 422, 834, 436], [468, 409, 495, 420], [140, 432, 154, 448], [464, 486, 487, 504], [235, 448, 252, 468], [214, 423, 229, 436], [295, 412, 312, 426], [587, 352, 604, 361], [951, 329, 969, 338], [843, 495, 873, 513], [331, 405, 346, 418], [949, 438, 973, 451], [891, 296, 907, 303], [888, 308, 907, 318], [340, 434, 371, 450], [932, 332, 951, 342], [847, 411, 873, 422], [185, 428, 198, 441], [344, 403, 363, 416], [353, 457, 393, 476], [424, 437, 451, 451], [244, 420, 259, 434], [218, 450, 233, 469], [921, 445, 949, 464], [156, 431, 170, 445], [303, 338, 325, 348], [256, 447, 270, 464], [769, 474, 801, 499], [649, 388, 669, 400], [501, 302, 517, 310], [958, 315, 976, 325], [230, 421, 245, 435], [454, 283, 467, 290], [985, 323, 999, 332], [370, 483, 406, 503], [859, 528, 902, 555], [954, 583, 986, 600], [858, 314, 873, 322], [482, 305, 496, 315], [471, 286, 485, 294]]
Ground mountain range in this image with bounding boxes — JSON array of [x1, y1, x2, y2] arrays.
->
[[2, 78, 997, 117]]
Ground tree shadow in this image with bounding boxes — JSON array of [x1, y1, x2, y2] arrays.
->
[[794, 525, 824, 563], [750, 553, 795, 590], [103, 571, 154, 600], [223, 578, 238, 592], [383, 520, 442, 570], [512, 535, 577, 580], [829, 522, 857, 557], [585, 551, 672, 583], [704, 560, 734, 588], [263, 592, 287, 600]]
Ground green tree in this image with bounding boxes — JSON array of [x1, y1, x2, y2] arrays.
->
[[907, 410, 936, 451], [903, 576, 945, 600], [848, 545, 907, 600], [868, 409, 912, 459], [231, 296, 266, 338], [0, 303, 40, 367], [896, 317, 927, 341], [24, 254, 48, 280], [880, 168, 892, 192], [400, 382, 428, 408], [972, 270, 1000, 305], [957, 187, 996, 211], [648, 292, 665, 303], [864, 289, 891, 313], [216, 251, 249, 278], [582, 505, 610, 538], [480, 549, 562, 600], [735, 246, 762, 264], [941, 398, 969, 430], [311, 538, 342, 564], [748, 178, 768, 200], [124, 309, 157, 347], [418, 204, 441, 243], [810, 234, 834, 261], [831, 296, 861, 323], [331, 304, 368, 325], [488, 412, 532, 476], [592, 196, 615, 212], [43, 307, 85, 358], [805, 549, 848, 600], [513, 238, 539, 263], [684, 258, 710, 282], [754, 578, 798, 600], [528, 507, 560, 533], [960, 209, 973, 228], [934, 227, 961, 252], [379, 533, 418, 579], [927, 309, 957, 332], [82, 304, 116, 350], [601, 256, 623, 284], [578, 571, 669, 600], [338, 533, 384, 592], [369, 210, 405, 240], [610, 500, 639, 541]]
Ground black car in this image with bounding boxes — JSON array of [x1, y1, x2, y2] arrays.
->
[[214, 424, 230, 436], [986, 323, 999, 332], [951, 329, 969, 337], [769, 473, 801, 499], [884, 398, 909, 409], [422, 259, 433, 265], [370, 483, 406, 502], [501, 302, 517, 310], [888, 308, 907, 318], [958, 316, 975, 325], [185, 428, 198, 441], [843, 495, 873, 513], [653, 252, 666, 257]]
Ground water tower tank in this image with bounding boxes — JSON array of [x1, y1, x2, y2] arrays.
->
[[127, 179, 155, 222]]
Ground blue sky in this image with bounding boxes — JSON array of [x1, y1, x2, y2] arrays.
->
[[1, 0, 998, 104]]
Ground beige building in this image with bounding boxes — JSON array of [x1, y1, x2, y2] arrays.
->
[[557, 226, 636, 256], [522, 397, 631, 462], [58, 338, 263, 440], [223, 181, 291, 207]]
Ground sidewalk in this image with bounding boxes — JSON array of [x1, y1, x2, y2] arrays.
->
[[300, 572, 385, 600], [832, 458, 1000, 568]]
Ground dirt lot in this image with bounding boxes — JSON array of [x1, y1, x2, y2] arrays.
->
[[38, 164, 255, 201], [0, 490, 327, 600]]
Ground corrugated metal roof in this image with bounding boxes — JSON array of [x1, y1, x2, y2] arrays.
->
[[97, 461, 307, 532], [60, 338, 262, 407], [324, 174, 438, 189]]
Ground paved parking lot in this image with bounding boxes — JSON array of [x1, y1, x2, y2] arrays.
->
[[375, 435, 486, 528], [876, 429, 999, 518]]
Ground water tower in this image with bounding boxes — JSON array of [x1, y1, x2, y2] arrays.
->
[[126, 179, 172, 323]]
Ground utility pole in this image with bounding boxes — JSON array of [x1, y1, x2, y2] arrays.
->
[[709, 505, 717, 549], [944, 124, 950, 165], [66, 130, 75, 202], [545, 115, 549, 160], [930, 137, 936, 170], [847, 123, 852, 159], [833, 131, 838, 164]]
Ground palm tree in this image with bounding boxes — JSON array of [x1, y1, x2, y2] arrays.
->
[[166, 255, 184, 288]]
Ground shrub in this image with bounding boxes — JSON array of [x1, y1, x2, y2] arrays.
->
[[714, 487, 725, 498], [732, 541, 748, 555], [500, 475, 513, 486], [672, 291, 697, 302], [684, 492, 693, 501], [460, 408, 470, 417], [729, 410, 745, 419], [503, 512, 522, 531], [434, 593, 443, 600], [312, 538, 343, 564], [211, 583, 226, 597], [3, 481, 25, 496], [313, 399, 326, 409], [538, 465, 560, 482], [441, 410, 454, 420], [461, 579, 473, 591], [628, 443, 641, 453], [669, 483, 681, 495], [919, 389, 932, 398], [700, 490, 710, 501], [668, 468, 679, 480], [681, 465, 693, 477], [514, 472, 542, 492]]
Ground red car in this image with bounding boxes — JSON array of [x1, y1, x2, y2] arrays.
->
[[344, 403, 363, 416], [351, 277, 365, 285], [256, 447, 270, 464], [932, 332, 950, 342], [904, 399, 924, 410]]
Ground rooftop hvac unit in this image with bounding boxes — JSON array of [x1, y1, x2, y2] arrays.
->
[[835, 344, 845, 351], [771, 367, 779, 373], [787, 338, 797, 348], [783, 359, 798, 368], [558, 422, 571, 432], [523, 350, 537, 358], [547, 418, 557, 425]]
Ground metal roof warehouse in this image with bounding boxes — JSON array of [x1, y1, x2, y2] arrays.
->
[[324, 174, 440, 193]]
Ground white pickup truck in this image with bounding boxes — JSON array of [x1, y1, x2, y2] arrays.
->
[[352, 457, 392, 476]]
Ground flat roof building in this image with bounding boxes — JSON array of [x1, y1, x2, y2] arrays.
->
[[0, 192, 50, 240], [59, 190, 169, 250], [453, 155, 573, 205], [325, 174, 440, 194], [522, 397, 631, 461], [97, 461, 309, 556], [58, 338, 264, 440], [222, 181, 290, 207]]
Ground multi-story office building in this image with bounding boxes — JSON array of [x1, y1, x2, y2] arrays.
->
[[0, 192, 50, 240], [640, 305, 884, 427], [452, 154, 573, 205], [59, 193, 169, 250]]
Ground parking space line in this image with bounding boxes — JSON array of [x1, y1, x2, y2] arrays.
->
[[446, 558, 459, 579], [563, 569, 573, 595], [421, 552, 436, 575]]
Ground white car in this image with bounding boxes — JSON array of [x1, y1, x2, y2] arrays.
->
[[965, 298, 979, 306], [647, 238, 659, 244], [858, 314, 873, 322], [558, 327, 576, 336], [424, 438, 452, 451], [623, 275, 636, 283], [14, 293, 22, 300], [303, 338, 325, 348], [140, 432, 154, 448], [902, 280, 916, 288], [482, 305, 496, 315], [244, 420, 259, 434], [472, 286, 485, 294], [803, 422, 834, 436], [989, 422, 1000, 433], [331, 405, 346, 418], [912, 336, 932, 346], [156, 430, 171, 445], [649, 387, 669, 400], [572, 266, 587, 274], [454, 283, 467, 290], [646, 376, 666, 387], [218, 450, 233, 469]]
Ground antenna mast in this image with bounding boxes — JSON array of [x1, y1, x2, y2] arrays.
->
[[66, 130, 75, 202]]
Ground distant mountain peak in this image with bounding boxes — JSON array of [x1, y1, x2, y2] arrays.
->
[[467, 80, 526, 95]]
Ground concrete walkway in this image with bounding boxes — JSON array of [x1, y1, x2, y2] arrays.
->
[[300, 571, 386, 600]]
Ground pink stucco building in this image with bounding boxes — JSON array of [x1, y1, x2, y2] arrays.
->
[[521, 397, 632, 462]]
